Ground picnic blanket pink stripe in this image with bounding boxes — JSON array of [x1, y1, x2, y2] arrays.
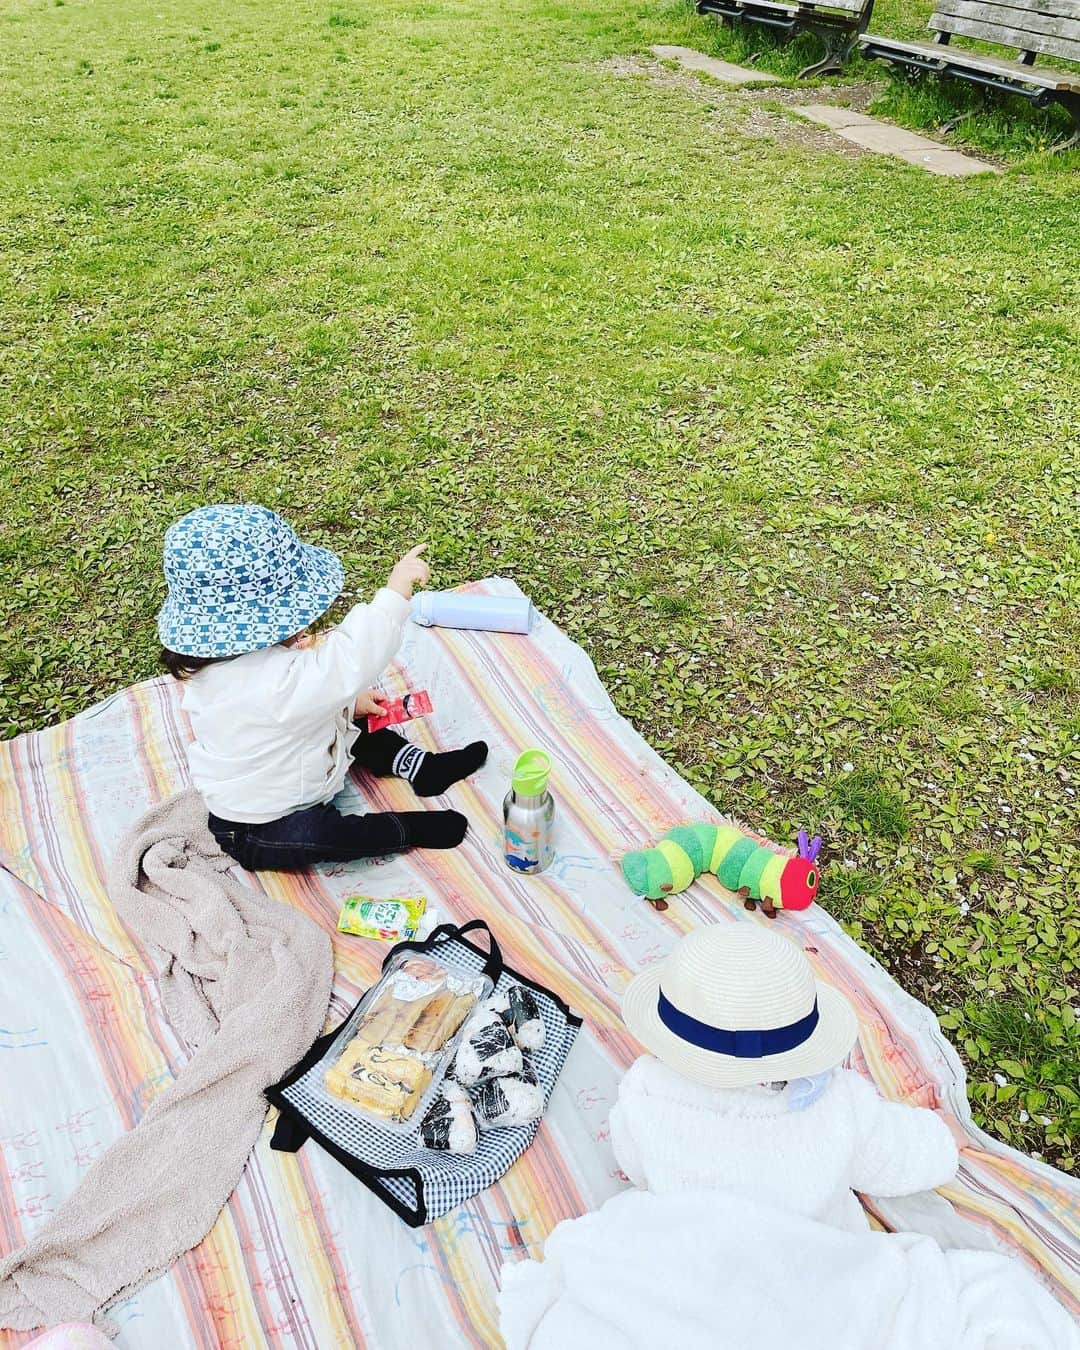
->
[[1, 579, 1077, 1348]]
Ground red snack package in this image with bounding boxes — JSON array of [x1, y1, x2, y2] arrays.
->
[[367, 690, 433, 734]]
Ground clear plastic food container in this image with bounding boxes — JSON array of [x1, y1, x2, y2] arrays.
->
[[311, 951, 492, 1133]]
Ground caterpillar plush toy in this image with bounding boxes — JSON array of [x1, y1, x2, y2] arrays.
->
[[621, 824, 821, 917]]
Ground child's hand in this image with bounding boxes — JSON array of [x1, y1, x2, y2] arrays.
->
[[353, 689, 385, 719], [388, 544, 430, 599]]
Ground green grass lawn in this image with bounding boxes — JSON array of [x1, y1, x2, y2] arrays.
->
[[0, 0, 1077, 1167]]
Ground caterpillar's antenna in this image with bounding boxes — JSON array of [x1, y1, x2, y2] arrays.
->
[[797, 832, 822, 862]]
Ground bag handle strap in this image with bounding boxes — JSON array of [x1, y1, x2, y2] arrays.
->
[[382, 919, 503, 986], [270, 1110, 311, 1154], [269, 1102, 428, 1226]]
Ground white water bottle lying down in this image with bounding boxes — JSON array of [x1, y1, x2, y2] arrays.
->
[[411, 591, 534, 633]]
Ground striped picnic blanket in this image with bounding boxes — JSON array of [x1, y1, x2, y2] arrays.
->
[[1, 578, 1076, 1348]]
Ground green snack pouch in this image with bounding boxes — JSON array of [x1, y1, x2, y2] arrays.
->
[[337, 895, 427, 942]]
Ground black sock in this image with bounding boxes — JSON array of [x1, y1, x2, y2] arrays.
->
[[351, 728, 411, 776], [393, 740, 489, 797], [352, 727, 489, 797], [395, 810, 469, 849]]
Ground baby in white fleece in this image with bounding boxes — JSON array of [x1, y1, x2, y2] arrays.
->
[[609, 1056, 958, 1233], [500, 926, 1078, 1350], [610, 920, 958, 1231]]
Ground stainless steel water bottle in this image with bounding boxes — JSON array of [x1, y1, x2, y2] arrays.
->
[[503, 749, 555, 875]]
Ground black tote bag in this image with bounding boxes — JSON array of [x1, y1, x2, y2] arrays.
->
[[266, 920, 582, 1226]]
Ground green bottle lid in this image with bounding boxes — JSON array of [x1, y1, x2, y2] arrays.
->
[[512, 748, 551, 797]]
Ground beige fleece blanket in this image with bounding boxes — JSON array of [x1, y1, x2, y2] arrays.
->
[[0, 788, 333, 1334]]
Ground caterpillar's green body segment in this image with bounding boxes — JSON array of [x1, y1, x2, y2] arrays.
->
[[758, 852, 787, 904], [656, 838, 695, 892], [690, 823, 719, 869], [736, 846, 771, 896], [619, 822, 820, 912], [710, 825, 744, 872], [667, 824, 708, 874], [716, 836, 758, 889], [621, 847, 661, 901]]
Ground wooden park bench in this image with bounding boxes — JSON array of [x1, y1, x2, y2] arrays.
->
[[696, 0, 875, 78], [860, 0, 1080, 150]]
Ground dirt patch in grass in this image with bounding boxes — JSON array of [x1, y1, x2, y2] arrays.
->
[[600, 53, 704, 93], [744, 80, 881, 112], [600, 54, 873, 157], [737, 104, 863, 155]]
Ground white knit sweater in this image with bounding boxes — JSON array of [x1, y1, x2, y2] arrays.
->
[[608, 1056, 959, 1232]]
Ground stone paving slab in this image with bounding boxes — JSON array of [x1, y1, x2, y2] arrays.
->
[[795, 103, 1000, 175], [898, 147, 1001, 176], [650, 45, 780, 85]]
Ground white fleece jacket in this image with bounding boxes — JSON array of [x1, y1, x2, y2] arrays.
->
[[500, 1060, 1079, 1349], [499, 1190, 1079, 1350], [608, 1056, 959, 1232], [181, 587, 411, 823]]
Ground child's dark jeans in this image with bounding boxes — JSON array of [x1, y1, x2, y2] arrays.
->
[[207, 727, 429, 870]]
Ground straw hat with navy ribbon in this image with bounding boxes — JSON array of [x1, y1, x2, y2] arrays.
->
[[623, 924, 859, 1088], [157, 504, 345, 658]]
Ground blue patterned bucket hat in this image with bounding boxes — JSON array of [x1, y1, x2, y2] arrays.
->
[[157, 504, 345, 657]]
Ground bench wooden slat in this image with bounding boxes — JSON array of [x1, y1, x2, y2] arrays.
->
[[939, 0, 1080, 17], [707, 0, 867, 15], [788, 0, 867, 13], [721, 0, 811, 15], [930, 12, 1080, 60], [957, 0, 1080, 19], [935, 0, 1080, 36], [859, 31, 1080, 85]]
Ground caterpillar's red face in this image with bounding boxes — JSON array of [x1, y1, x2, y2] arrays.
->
[[778, 857, 819, 911]]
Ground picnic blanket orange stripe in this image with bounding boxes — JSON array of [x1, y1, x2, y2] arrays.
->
[[1, 579, 1076, 1347]]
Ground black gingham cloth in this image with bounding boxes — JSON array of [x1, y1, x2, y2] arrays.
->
[[266, 922, 582, 1226]]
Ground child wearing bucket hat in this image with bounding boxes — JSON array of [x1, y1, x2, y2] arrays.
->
[[613, 924, 958, 1231], [157, 504, 488, 870]]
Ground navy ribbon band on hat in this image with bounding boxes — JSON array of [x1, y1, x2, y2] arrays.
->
[[657, 991, 820, 1058]]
